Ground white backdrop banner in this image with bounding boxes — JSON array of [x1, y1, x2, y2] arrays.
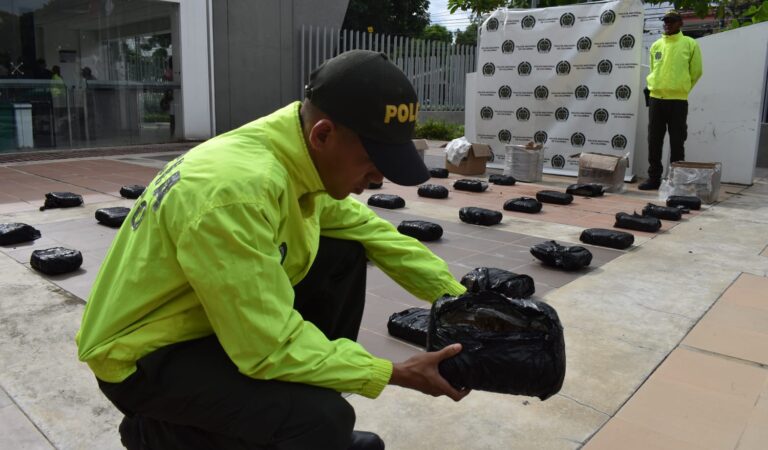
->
[[475, 0, 644, 177]]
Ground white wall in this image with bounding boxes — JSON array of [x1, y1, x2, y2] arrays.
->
[[179, 0, 213, 140], [633, 22, 768, 184]]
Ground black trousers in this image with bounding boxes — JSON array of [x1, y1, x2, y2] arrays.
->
[[647, 97, 688, 180], [98, 237, 368, 450]]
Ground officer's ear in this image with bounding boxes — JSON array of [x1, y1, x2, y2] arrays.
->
[[308, 118, 337, 153]]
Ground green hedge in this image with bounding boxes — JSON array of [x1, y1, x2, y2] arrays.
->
[[414, 120, 464, 141]]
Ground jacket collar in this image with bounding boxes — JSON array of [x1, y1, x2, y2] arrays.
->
[[663, 31, 683, 41]]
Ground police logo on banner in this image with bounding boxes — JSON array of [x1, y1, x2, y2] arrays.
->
[[556, 61, 571, 76], [482, 62, 496, 76], [574, 85, 590, 100], [619, 34, 635, 50], [560, 13, 575, 27], [518, 62, 532, 76], [516, 107, 531, 121], [577, 37, 592, 52], [571, 132, 586, 147], [593, 108, 609, 124], [551, 154, 566, 169], [611, 134, 628, 149], [600, 10, 616, 25], [534, 85, 549, 100], [498, 85, 512, 99], [487, 18, 499, 31], [615, 85, 632, 101], [521, 15, 536, 30], [537, 38, 552, 53], [502, 40, 515, 54], [534, 130, 548, 144], [597, 59, 613, 75], [480, 106, 494, 120], [498, 129, 512, 143], [555, 107, 570, 121]]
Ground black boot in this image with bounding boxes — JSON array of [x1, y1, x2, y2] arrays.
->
[[348, 430, 385, 450], [638, 178, 661, 190]]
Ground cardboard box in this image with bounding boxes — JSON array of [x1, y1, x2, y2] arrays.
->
[[445, 143, 492, 176], [577, 152, 629, 193], [669, 161, 721, 204], [505, 144, 545, 182], [413, 139, 428, 160]]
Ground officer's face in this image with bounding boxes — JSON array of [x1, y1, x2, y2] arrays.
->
[[309, 119, 383, 200], [663, 18, 682, 35]]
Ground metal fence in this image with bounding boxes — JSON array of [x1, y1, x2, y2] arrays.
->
[[300, 26, 476, 111]]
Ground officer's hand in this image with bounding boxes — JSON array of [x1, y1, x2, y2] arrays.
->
[[389, 344, 470, 402]]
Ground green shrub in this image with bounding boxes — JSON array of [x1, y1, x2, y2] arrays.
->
[[143, 113, 171, 123], [414, 120, 464, 141]]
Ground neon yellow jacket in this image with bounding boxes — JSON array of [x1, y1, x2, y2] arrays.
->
[[76, 102, 466, 398], [647, 32, 702, 100]]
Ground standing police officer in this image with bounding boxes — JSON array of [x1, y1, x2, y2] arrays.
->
[[639, 10, 703, 190]]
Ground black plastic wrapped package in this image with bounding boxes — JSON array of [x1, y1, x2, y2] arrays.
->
[[0, 223, 41, 246], [536, 190, 573, 205], [417, 184, 449, 199], [459, 207, 502, 226], [120, 185, 146, 199], [30, 247, 83, 275], [642, 203, 682, 221], [489, 174, 516, 186], [675, 205, 691, 214], [367, 194, 405, 209], [461, 267, 535, 299], [367, 182, 383, 189], [453, 179, 489, 192], [666, 195, 701, 210], [95, 207, 131, 228], [503, 197, 542, 214], [429, 168, 449, 178], [427, 291, 566, 400], [387, 307, 430, 347], [579, 228, 634, 249], [530, 241, 592, 270], [614, 212, 661, 232], [40, 192, 83, 210], [566, 184, 604, 197], [397, 220, 443, 241]]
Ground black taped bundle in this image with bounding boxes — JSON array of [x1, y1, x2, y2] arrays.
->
[[459, 207, 502, 226], [40, 192, 83, 210], [536, 190, 573, 205], [579, 228, 634, 249], [387, 307, 430, 347], [0, 223, 42, 246], [30, 247, 83, 275], [461, 267, 535, 299], [489, 174, 516, 186], [397, 220, 443, 241], [367, 194, 405, 209], [530, 240, 592, 270], [120, 185, 146, 199], [503, 197, 542, 214], [666, 195, 701, 210], [427, 291, 565, 399], [453, 179, 489, 192], [95, 207, 131, 228], [368, 182, 383, 189], [642, 203, 682, 221], [566, 184, 604, 197], [429, 168, 449, 178], [417, 184, 449, 199], [615, 212, 661, 232]]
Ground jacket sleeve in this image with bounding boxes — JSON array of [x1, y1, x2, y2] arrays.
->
[[176, 200, 392, 399], [317, 196, 466, 302], [689, 41, 703, 88]]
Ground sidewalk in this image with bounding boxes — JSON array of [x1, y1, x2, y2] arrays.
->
[[1, 146, 766, 449]]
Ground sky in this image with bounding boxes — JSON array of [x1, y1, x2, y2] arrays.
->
[[428, 0, 473, 32]]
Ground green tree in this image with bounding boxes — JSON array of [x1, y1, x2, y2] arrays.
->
[[454, 22, 478, 46], [420, 24, 453, 43], [342, 0, 431, 37]]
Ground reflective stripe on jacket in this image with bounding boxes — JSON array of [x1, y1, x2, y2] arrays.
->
[[76, 102, 466, 399], [647, 32, 703, 100]]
